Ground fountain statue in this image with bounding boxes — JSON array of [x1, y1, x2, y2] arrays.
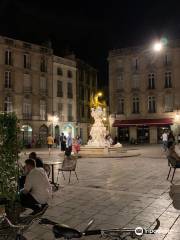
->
[[87, 106, 107, 147], [80, 92, 122, 155]]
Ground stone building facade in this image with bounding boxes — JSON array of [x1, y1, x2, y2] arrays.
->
[[53, 56, 77, 139], [0, 35, 98, 146], [0, 36, 53, 146], [108, 41, 180, 143]]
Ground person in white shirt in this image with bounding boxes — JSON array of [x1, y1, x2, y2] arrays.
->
[[20, 159, 51, 215], [161, 130, 168, 151]]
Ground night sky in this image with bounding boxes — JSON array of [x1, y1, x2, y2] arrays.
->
[[0, 0, 180, 87]]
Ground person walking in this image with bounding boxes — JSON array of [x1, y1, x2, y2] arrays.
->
[[161, 130, 168, 151], [66, 132, 72, 155], [60, 133, 66, 151], [168, 130, 175, 145], [47, 134, 54, 155]]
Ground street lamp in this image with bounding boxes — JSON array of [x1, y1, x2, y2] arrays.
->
[[153, 42, 163, 52]]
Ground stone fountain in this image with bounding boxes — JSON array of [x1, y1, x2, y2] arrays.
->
[[80, 106, 122, 155]]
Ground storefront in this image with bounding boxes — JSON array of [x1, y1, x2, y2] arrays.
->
[[113, 118, 173, 144]]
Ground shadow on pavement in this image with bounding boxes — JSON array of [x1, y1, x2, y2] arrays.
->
[[169, 184, 180, 209]]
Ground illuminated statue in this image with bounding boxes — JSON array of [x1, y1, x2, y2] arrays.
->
[[90, 92, 106, 109], [88, 92, 108, 147]]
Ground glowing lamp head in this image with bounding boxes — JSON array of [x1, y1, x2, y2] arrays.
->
[[98, 92, 102, 97], [153, 42, 162, 52]]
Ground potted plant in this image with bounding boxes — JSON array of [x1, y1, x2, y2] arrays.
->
[[0, 112, 21, 223]]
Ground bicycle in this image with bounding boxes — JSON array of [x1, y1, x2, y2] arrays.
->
[[39, 217, 160, 240], [0, 205, 48, 240]]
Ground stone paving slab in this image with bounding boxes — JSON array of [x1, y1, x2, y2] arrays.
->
[[21, 145, 180, 239]]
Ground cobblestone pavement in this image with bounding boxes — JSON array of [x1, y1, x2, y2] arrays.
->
[[21, 145, 180, 240]]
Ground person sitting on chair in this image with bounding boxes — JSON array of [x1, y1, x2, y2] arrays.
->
[[167, 142, 180, 167], [29, 152, 44, 168], [19, 152, 44, 190], [20, 159, 52, 215]]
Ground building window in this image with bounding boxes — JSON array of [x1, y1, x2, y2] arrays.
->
[[68, 104, 73, 121], [132, 74, 139, 89], [165, 72, 172, 88], [57, 67, 63, 76], [57, 103, 64, 121], [24, 74, 31, 92], [4, 96, 12, 112], [132, 57, 139, 70], [117, 98, 124, 114], [57, 80, 63, 97], [164, 54, 171, 66], [164, 94, 173, 112], [67, 70, 72, 78], [148, 73, 155, 89], [148, 96, 156, 113], [117, 74, 123, 89], [4, 71, 11, 88], [81, 104, 85, 118], [24, 54, 31, 69], [40, 100, 46, 120], [23, 99, 31, 119], [5, 49, 12, 65], [67, 82, 73, 98], [132, 97, 140, 113], [57, 102, 63, 113], [40, 57, 47, 72], [40, 77, 47, 90]]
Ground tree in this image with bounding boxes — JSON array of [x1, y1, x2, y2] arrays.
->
[[0, 112, 20, 223]]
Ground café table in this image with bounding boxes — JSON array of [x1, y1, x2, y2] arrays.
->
[[44, 160, 62, 190]]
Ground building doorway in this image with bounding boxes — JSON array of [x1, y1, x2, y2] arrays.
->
[[118, 127, 129, 142], [137, 126, 149, 143], [21, 125, 32, 146], [39, 125, 48, 146]]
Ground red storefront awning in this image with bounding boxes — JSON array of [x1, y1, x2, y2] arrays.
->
[[113, 118, 174, 127]]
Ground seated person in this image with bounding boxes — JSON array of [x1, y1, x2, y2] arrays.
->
[[167, 142, 180, 167], [20, 159, 52, 215], [29, 152, 44, 168], [19, 152, 44, 189]]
